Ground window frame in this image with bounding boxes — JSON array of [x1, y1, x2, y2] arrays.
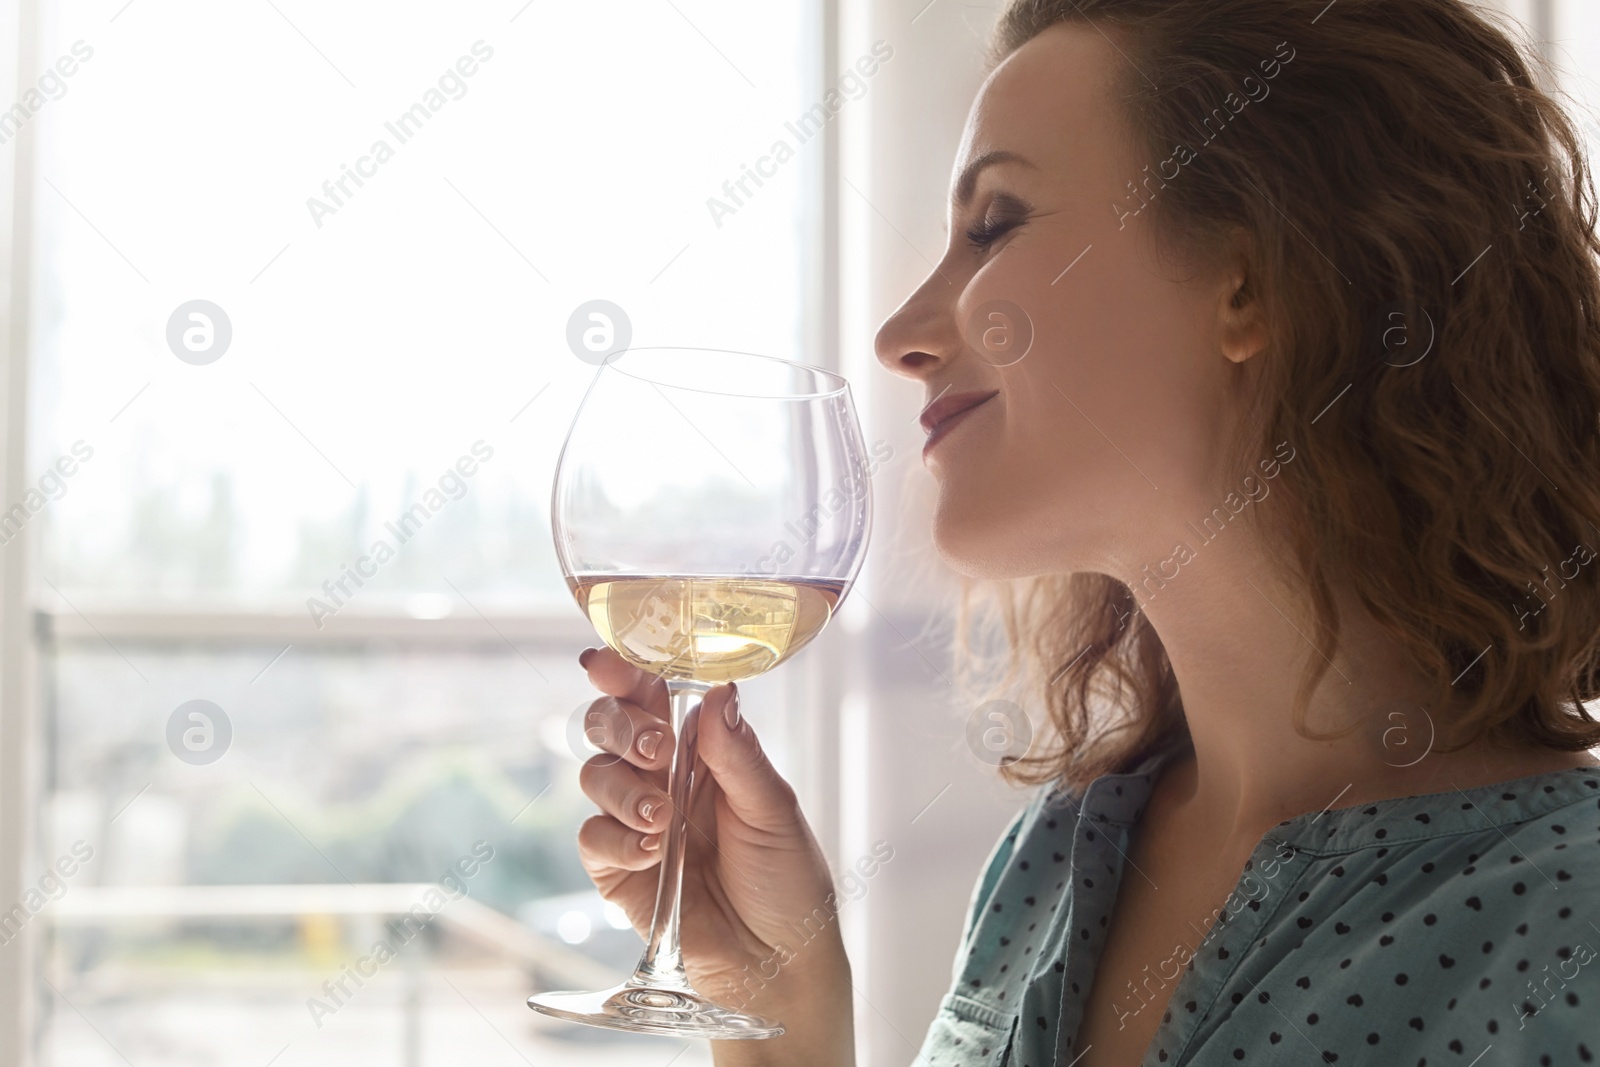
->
[[0, 0, 843, 1063]]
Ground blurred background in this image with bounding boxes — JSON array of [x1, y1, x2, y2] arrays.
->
[[0, 0, 1593, 1065]]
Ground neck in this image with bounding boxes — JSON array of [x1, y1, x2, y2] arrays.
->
[[1113, 526, 1598, 846]]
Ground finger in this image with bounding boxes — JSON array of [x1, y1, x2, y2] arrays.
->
[[695, 682, 802, 833], [577, 813, 663, 874], [580, 646, 668, 720], [578, 694, 676, 773], [681, 750, 721, 854], [579, 753, 672, 834]]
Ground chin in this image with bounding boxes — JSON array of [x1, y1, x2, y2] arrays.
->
[[931, 507, 1032, 581], [931, 484, 1095, 581]]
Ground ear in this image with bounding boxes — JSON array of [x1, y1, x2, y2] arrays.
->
[[1217, 232, 1270, 364]]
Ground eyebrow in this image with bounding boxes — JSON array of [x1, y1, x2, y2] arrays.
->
[[953, 149, 1037, 207]]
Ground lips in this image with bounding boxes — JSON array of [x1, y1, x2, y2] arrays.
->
[[920, 389, 999, 437]]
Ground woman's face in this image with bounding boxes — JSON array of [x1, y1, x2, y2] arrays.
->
[[874, 22, 1266, 581]]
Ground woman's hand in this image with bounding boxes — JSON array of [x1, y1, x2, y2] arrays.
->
[[573, 645, 854, 1064]]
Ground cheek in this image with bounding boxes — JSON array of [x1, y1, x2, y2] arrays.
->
[[940, 239, 1232, 569], [1015, 241, 1223, 482]]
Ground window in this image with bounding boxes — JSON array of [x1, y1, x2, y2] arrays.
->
[[9, 3, 1594, 1067], [6, 2, 820, 1063]]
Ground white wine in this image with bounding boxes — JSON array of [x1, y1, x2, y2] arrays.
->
[[568, 574, 845, 684]]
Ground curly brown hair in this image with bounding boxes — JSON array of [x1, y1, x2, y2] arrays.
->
[[953, 0, 1600, 791]]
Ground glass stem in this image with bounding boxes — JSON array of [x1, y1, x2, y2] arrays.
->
[[630, 679, 709, 990]]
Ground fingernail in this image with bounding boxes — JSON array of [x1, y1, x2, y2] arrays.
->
[[638, 796, 659, 824], [636, 730, 663, 761], [725, 684, 741, 730], [578, 647, 597, 669], [641, 833, 661, 851]]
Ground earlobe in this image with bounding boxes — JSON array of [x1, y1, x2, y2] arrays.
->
[[1216, 228, 1267, 361], [1226, 316, 1270, 363], [1220, 278, 1269, 364]]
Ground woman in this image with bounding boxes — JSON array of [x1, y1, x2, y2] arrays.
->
[[573, 0, 1600, 1062]]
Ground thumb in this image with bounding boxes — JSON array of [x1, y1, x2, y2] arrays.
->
[[694, 682, 800, 831]]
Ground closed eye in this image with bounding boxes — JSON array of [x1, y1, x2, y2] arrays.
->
[[965, 216, 1022, 251], [963, 193, 1032, 252]]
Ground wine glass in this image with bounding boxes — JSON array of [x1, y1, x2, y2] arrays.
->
[[530, 346, 873, 1039]]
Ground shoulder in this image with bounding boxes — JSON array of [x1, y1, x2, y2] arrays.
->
[[1391, 797, 1600, 1058], [1253, 772, 1600, 1061]]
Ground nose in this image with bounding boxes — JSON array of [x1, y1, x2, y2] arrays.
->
[[874, 267, 963, 382]]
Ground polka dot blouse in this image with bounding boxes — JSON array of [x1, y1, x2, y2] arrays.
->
[[914, 741, 1600, 1065]]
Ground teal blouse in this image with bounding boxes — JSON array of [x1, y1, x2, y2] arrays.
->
[[915, 741, 1600, 1066]]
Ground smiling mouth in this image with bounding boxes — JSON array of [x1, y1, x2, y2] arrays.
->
[[922, 390, 998, 453]]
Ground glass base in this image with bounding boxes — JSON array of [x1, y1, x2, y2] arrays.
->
[[527, 980, 785, 1040]]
